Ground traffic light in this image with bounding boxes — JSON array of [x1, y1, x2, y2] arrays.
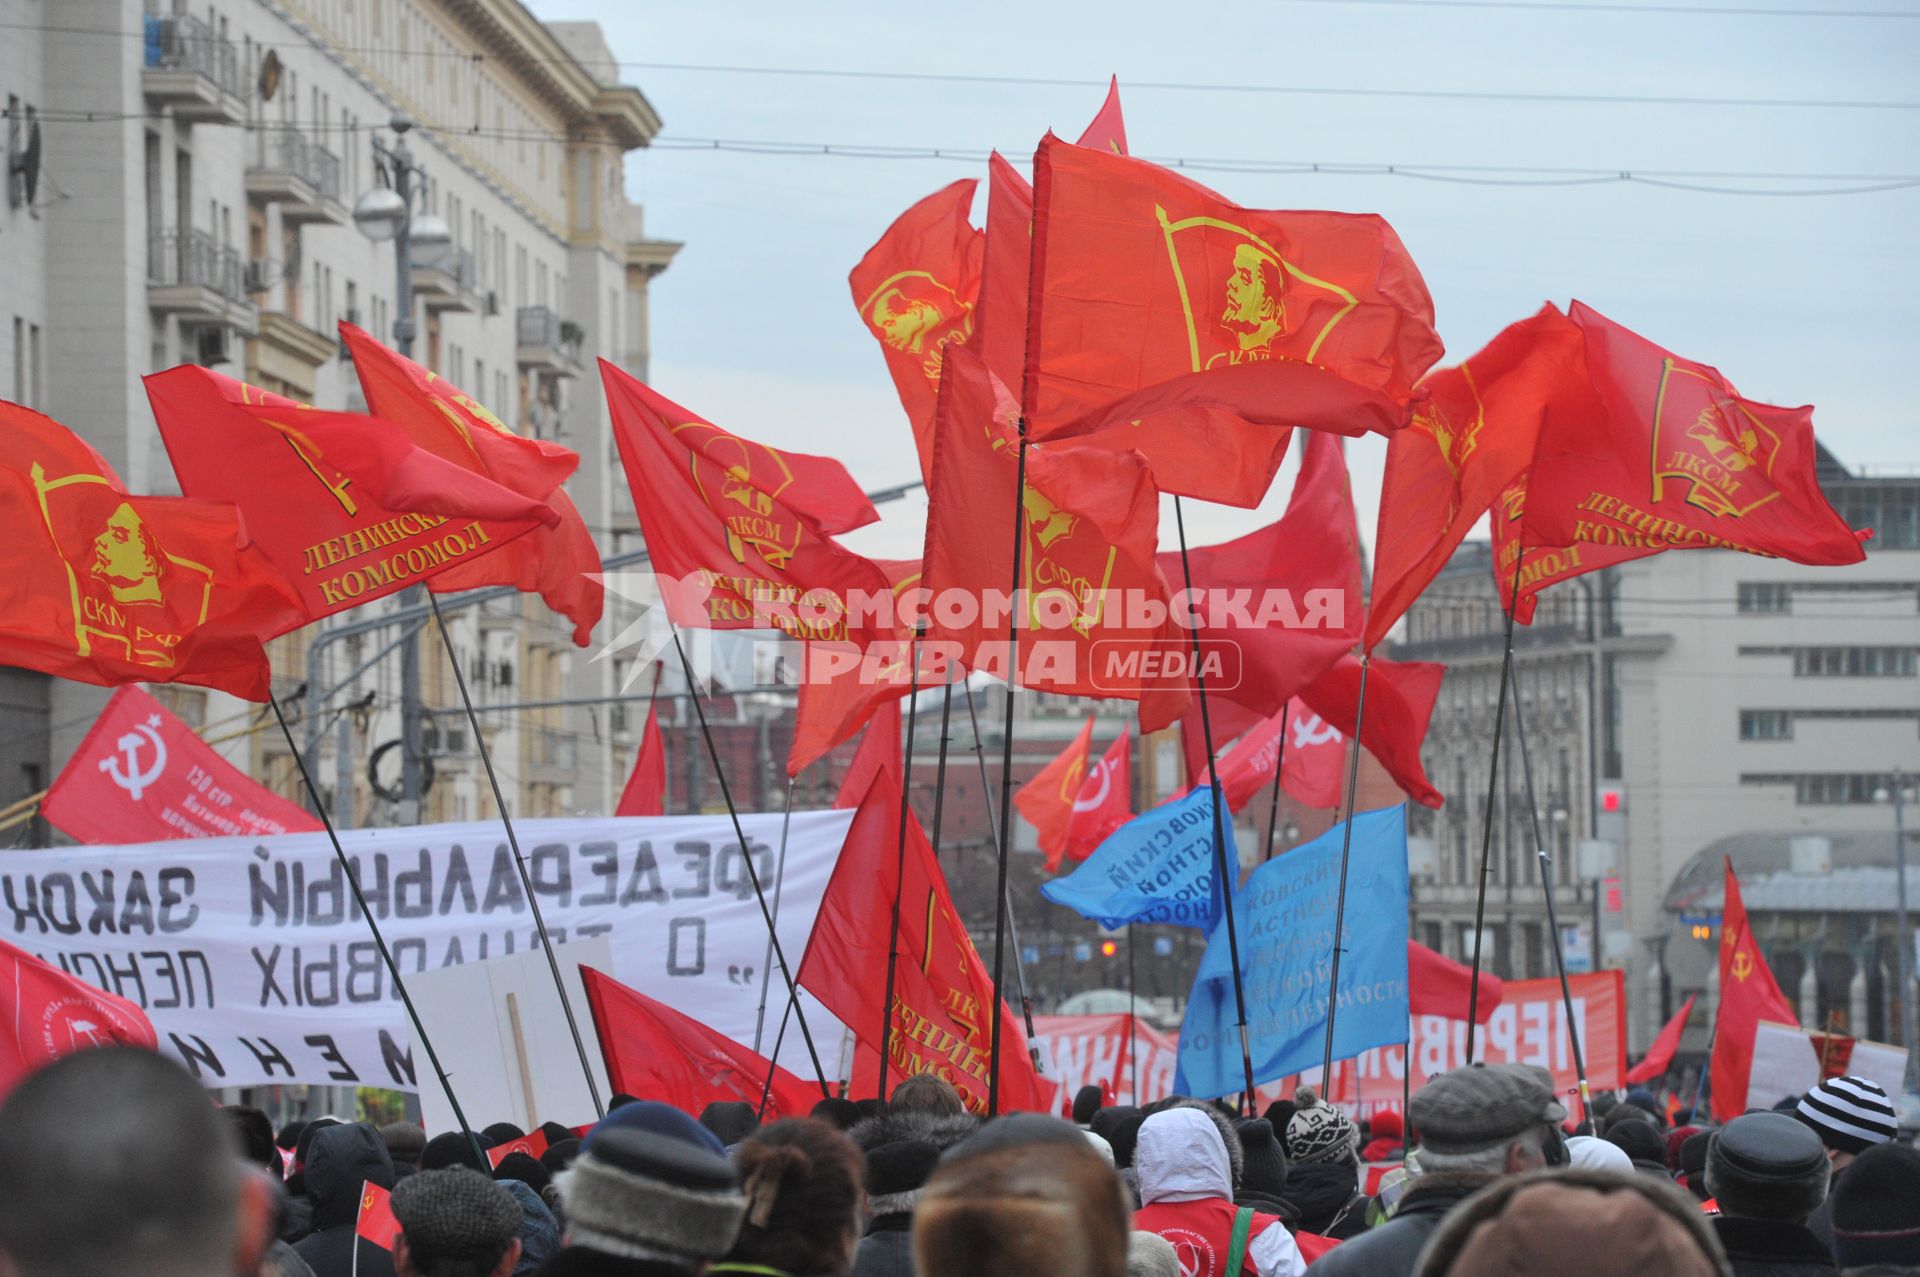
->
[[1100, 940, 1118, 958], [1600, 786, 1624, 814]]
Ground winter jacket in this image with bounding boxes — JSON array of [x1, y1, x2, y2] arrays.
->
[[534, 1252, 700, 1277], [846, 1107, 980, 1155], [1134, 1108, 1308, 1277], [1281, 1160, 1370, 1240], [1713, 1215, 1839, 1277], [1302, 1172, 1497, 1277], [852, 1214, 915, 1277], [291, 1123, 397, 1277]]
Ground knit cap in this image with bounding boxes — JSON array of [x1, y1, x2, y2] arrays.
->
[[1793, 1074, 1898, 1155], [390, 1168, 522, 1262], [557, 1126, 746, 1263], [1286, 1087, 1358, 1165]]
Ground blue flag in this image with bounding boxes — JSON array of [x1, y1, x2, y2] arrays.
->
[[1174, 805, 1410, 1099], [1039, 786, 1233, 930]]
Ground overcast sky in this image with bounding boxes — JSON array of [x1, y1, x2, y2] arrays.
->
[[528, 0, 1920, 563]]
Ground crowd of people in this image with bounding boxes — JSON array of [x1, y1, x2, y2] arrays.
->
[[0, 1048, 1915, 1277]]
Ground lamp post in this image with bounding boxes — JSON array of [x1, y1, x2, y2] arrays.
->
[[351, 113, 451, 816], [1875, 772, 1916, 1092]]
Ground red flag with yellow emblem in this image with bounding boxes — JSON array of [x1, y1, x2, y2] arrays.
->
[[1491, 471, 1654, 624], [339, 323, 603, 645], [786, 558, 931, 777], [1014, 716, 1094, 871], [353, 1181, 401, 1252], [1710, 857, 1799, 1122], [0, 402, 305, 701]]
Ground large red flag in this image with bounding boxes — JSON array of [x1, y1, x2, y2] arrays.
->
[[340, 323, 603, 645], [850, 180, 983, 486], [0, 402, 304, 701], [1191, 708, 1288, 815], [614, 697, 667, 817], [1062, 727, 1132, 862], [1492, 471, 1655, 624], [1524, 302, 1867, 566], [1368, 306, 1589, 649], [1015, 717, 1094, 872], [1710, 858, 1798, 1122], [42, 685, 320, 842], [1626, 993, 1698, 1085], [0, 934, 157, 1098], [786, 559, 928, 777], [144, 367, 550, 623], [798, 772, 1051, 1113], [601, 363, 890, 644], [1299, 655, 1446, 809], [832, 699, 902, 810], [1408, 940, 1503, 1024], [580, 965, 821, 1117]]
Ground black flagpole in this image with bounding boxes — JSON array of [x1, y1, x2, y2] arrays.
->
[[1320, 652, 1373, 1081], [927, 677, 956, 859], [1262, 703, 1293, 862], [670, 626, 831, 1095], [1466, 549, 1528, 1057], [876, 627, 925, 1101], [963, 676, 1043, 1067], [1506, 656, 1592, 1118], [267, 695, 486, 1163], [1127, 923, 1140, 1102], [1173, 494, 1258, 1106], [426, 594, 605, 1118], [986, 424, 1030, 1115]]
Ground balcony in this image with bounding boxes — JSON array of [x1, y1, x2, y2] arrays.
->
[[515, 305, 584, 377], [142, 15, 246, 124], [147, 230, 258, 336], [246, 128, 347, 226], [412, 246, 479, 314]]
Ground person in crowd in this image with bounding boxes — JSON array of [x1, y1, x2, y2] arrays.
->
[[811, 1097, 861, 1130], [543, 1125, 745, 1276], [1360, 1108, 1405, 1162], [1606, 1116, 1675, 1178], [543, 1139, 583, 1177], [851, 1139, 937, 1277], [1413, 1168, 1732, 1277], [1670, 1124, 1704, 1174], [1625, 1087, 1667, 1125], [713, 1118, 865, 1277], [220, 1106, 318, 1277], [294, 1121, 400, 1277], [914, 1117, 1129, 1277], [390, 1168, 524, 1277], [1075, 1084, 1107, 1128], [495, 1174, 561, 1276], [382, 1122, 429, 1175], [698, 1101, 761, 1150], [1134, 1106, 1312, 1277], [497, 1151, 553, 1196], [849, 1075, 977, 1156], [1097, 1106, 1149, 1206], [1282, 1089, 1369, 1239], [1828, 1140, 1920, 1275], [1679, 1129, 1716, 1203], [1305, 1062, 1567, 1277], [540, 1123, 578, 1150], [1565, 1134, 1634, 1175], [423, 1130, 495, 1173], [1703, 1112, 1837, 1276], [607, 1094, 640, 1111], [486, 1122, 530, 1146], [225, 1106, 282, 1173], [1232, 1119, 1291, 1217], [1128, 1231, 1181, 1277], [1262, 1100, 1298, 1155], [1793, 1076, 1900, 1254], [1602, 1100, 1662, 1136], [285, 1116, 344, 1234], [887, 1073, 967, 1118]]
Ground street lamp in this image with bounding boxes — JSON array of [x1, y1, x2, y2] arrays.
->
[[1873, 773, 1916, 1092]]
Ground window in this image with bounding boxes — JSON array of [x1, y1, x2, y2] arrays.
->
[[1793, 647, 1916, 677], [1742, 773, 1893, 806], [1740, 710, 1792, 741], [1737, 582, 1790, 614]]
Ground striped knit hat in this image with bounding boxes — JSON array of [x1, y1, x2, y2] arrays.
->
[[1793, 1075, 1898, 1155]]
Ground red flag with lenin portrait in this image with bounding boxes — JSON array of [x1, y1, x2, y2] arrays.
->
[[1022, 135, 1442, 507], [0, 401, 305, 702], [339, 322, 604, 645], [600, 362, 893, 647], [799, 770, 1051, 1114], [0, 934, 157, 1099]]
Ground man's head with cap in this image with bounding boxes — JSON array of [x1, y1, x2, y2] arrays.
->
[[1830, 1139, 1920, 1269], [391, 1168, 523, 1277], [1408, 1063, 1568, 1176], [555, 1126, 746, 1272], [1793, 1074, 1898, 1168], [1705, 1111, 1830, 1224]]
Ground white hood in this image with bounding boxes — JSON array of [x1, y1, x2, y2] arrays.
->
[[1135, 1107, 1233, 1205]]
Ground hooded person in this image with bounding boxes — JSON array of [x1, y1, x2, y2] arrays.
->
[[543, 1125, 746, 1276], [293, 1122, 398, 1277], [1075, 1085, 1107, 1129], [914, 1120, 1130, 1277], [1133, 1107, 1313, 1277], [1793, 1076, 1900, 1255], [1281, 1089, 1368, 1240], [851, 1140, 938, 1277], [1828, 1140, 1920, 1275], [1705, 1113, 1838, 1277], [1360, 1109, 1405, 1163], [1304, 1062, 1568, 1277]]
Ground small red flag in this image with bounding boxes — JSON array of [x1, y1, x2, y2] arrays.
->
[[1408, 939, 1503, 1024], [0, 401, 305, 701], [832, 700, 902, 810], [353, 1181, 401, 1252], [485, 1130, 550, 1167], [1015, 717, 1095, 872], [1298, 655, 1446, 810], [1076, 76, 1129, 155], [580, 965, 820, 1118], [1277, 697, 1349, 810], [1710, 859, 1798, 1122], [0, 934, 157, 1099], [1191, 708, 1289, 815], [614, 696, 667, 817], [1062, 727, 1132, 863], [42, 686, 320, 843], [1627, 993, 1698, 1085]]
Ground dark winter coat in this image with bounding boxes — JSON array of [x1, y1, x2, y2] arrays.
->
[[1713, 1215, 1839, 1277], [846, 1107, 979, 1155], [534, 1251, 700, 1277], [1302, 1172, 1497, 1277], [1282, 1159, 1370, 1240], [851, 1214, 915, 1277], [291, 1122, 397, 1277]]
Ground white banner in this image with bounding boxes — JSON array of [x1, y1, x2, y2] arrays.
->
[[0, 812, 854, 1090]]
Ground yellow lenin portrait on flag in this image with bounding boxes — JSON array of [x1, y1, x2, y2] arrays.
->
[[1650, 359, 1784, 520], [672, 420, 804, 570]]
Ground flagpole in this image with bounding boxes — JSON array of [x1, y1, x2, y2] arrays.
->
[[963, 676, 1044, 1069], [1128, 923, 1139, 1102], [1466, 550, 1528, 1058], [426, 593, 604, 1119], [1320, 653, 1374, 1081], [927, 677, 957, 860], [1172, 494, 1258, 1106], [267, 695, 485, 1165], [751, 779, 797, 1055], [757, 994, 795, 1121], [669, 625, 831, 1095], [1506, 657, 1592, 1120], [986, 424, 1030, 1116], [1262, 704, 1293, 862], [876, 627, 925, 1102]]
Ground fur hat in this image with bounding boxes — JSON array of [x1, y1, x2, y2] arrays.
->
[[556, 1127, 744, 1263], [1831, 1140, 1920, 1267], [915, 1136, 1129, 1277]]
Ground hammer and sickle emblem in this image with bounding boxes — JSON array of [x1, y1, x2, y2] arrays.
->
[[1071, 757, 1114, 813], [1291, 713, 1342, 751], [98, 714, 168, 801], [1731, 949, 1754, 983]]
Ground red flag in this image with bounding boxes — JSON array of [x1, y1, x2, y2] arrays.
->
[[1015, 717, 1094, 872], [486, 1130, 550, 1167], [1408, 940, 1503, 1024], [143, 367, 549, 623], [0, 401, 305, 701], [1077, 76, 1129, 154], [1626, 993, 1698, 1085], [614, 696, 667, 817], [1524, 302, 1868, 566], [42, 686, 320, 843], [1368, 306, 1588, 648], [798, 772, 1051, 1113], [601, 364, 890, 643], [851, 179, 984, 486], [1710, 858, 1798, 1122], [1492, 472, 1655, 624], [1299, 656, 1446, 809], [785, 559, 929, 777], [340, 323, 604, 645], [1192, 709, 1288, 815], [0, 934, 157, 1098], [832, 699, 902, 809], [581, 965, 821, 1117], [1062, 727, 1132, 862], [353, 1181, 402, 1252], [1277, 697, 1348, 810]]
